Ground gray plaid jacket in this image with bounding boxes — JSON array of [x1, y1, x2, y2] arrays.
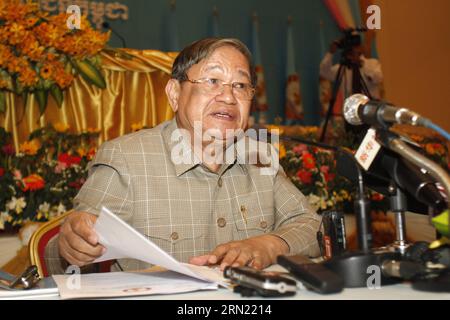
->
[[45, 119, 321, 274]]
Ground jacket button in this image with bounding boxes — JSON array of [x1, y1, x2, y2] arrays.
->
[[260, 220, 268, 229], [217, 217, 227, 228], [218, 177, 223, 187], [170, 232, 179, 240]]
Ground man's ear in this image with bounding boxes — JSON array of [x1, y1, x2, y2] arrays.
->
[[165, 79, 181, 112]]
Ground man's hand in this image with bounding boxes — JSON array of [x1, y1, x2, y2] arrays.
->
[[189, 234, 289, 271], [58, 211, 105, 267]]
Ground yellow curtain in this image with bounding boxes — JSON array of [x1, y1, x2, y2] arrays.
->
[[0, 49, 177, 150]]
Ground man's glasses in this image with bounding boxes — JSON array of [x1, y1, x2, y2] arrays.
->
[[184, 77, 255, 101]]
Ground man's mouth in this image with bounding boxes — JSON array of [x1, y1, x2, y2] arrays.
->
[[211, 110, 235, 121]]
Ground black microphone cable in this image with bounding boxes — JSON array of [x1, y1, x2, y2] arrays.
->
[[102, 22, 127, 48]]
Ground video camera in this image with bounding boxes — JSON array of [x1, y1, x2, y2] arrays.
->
[[333, 27, 367, 52]]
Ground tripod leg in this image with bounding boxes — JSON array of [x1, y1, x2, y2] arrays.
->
[[320, 64, 346, 142]]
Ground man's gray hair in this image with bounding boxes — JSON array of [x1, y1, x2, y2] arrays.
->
[[171, 37, 256, 86]]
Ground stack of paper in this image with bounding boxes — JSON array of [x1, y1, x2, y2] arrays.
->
[[51, 207, 227, 299]]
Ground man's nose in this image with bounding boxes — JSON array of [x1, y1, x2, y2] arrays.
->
[[216, 84, 237, 104]]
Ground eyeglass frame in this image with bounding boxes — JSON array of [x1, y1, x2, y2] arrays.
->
[[181, 76, 256, 100]]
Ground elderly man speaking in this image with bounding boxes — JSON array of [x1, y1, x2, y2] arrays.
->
[[49, 38, 321, 274]]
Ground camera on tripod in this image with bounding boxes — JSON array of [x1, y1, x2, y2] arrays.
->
[[333, 27, 367, 53]]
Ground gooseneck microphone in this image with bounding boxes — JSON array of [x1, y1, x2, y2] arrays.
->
[[102, 22, 127, 48], [343, 94, 426, 128]]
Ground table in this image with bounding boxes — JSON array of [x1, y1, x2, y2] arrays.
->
[[12, 265, 450, 300]]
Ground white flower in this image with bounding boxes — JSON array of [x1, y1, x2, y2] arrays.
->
[[38, 202, 51, 213], [57, 203, 66, 215], [307, 194, 321, 211], [6, 196, 27, 214], [0, 212, 9, 230], [50, 203, 67, 219]]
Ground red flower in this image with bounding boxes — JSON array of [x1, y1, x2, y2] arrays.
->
[[297, 170, 313, 184], [371, 193, 384, 201], [324, 172, 336, 182], [0, 167, 4, 177], [1, 144, 15, 155], [58, 153, 82, 166], [87, 147, 96, 160], [320, 165, 330, 174], [292, 144, 307, 155], [22, 174, 45, 191], [302, 152, 316, 170], [68, 178, 85, 190]]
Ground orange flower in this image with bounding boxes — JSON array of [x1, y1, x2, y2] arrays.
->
[[24, 16, 38, 28], [54, 68, 74, 88], [425, 144, 435, 155], [273, 142, 286, 159], [18, 65, 38, 86], [54, 122, 69, 132], [87, 147, 96, 160], [0, 78, 11, 89], [6, 56, 26, 74], [131, 122, 143, 132], [46, 53, 57, 61], [0, 44, 13, 67], [6, 22, 27, 45], [19, 139, 40, 155], [4, 2, 36, 22], [18, 34, 44, 61], [39, 63, 54, 79], [86, 127, 99, 134], [21, 174, 45, 192], [77, 147, 87, 158]]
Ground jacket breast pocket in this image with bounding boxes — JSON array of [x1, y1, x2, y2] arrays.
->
[[233, 193, 275, 238], [141, 225, 206, 262]]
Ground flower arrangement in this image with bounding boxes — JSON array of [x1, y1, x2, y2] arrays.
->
[[279, 141, 356, 212], [0, 1, 110, 114], [0, 124, 99, 231]]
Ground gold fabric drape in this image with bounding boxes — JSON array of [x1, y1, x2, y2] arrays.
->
[[0, 49, 177, 149]]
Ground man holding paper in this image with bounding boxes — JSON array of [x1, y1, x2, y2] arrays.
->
[[48, 38, 321, 274]]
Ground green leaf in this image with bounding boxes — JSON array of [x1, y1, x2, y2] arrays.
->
[[35, 89, 49, 116], [14, 77, 24, 95], [0, 90, 5, 113], [50, 85, 63, 108], [431, 210, 449, 237], [72, 59, 106, 89]]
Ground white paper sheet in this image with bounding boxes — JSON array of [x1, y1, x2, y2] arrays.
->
[[93, 207, 225, 284], [0, 287, 59, 299], [53, 271, 218, 300]]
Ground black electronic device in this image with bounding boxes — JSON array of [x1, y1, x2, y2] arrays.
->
[[223, 266, 297, 297], [277, 254, 344, 294], [321, 210, 347, 259]]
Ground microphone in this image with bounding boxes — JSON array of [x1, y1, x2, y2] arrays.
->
[[343, 94, 426, 128], [102, 22, 127, 48], [338, 143, 447, 213]]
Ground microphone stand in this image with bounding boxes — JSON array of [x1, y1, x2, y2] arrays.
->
[[320, 147, 402, 288], [376, 129, 450, 292], [376, 130, 450, 234], [278, 135, 402, 287]]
